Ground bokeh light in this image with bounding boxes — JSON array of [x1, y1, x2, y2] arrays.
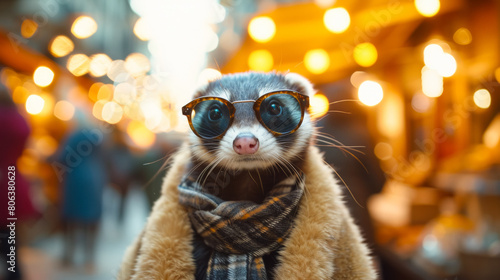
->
[[114, 82, 137, 105], [358, 80, 383, 106], [102, 101, 123, 124], [483, 115, 500, 148], [315, 0, 337, 8], [353, 43, 378, 67], [324, 7, 350, 34], [436, 53, 457, 77], [21, 19, 37, 38], [97, 84, 114, 101], [453, 28, 472, 45], [248, 16, 276, 43], [374, 142, 393, 160], [304, 49, 330, 74], [473, 89, 491, 109], [198, 68, 222, 85], [411, 93, 432, 113], [49, 35, 74, 57], [88, 82, 103, 102], [248, 50, 274, 72], [67, 54, 90, 76], [423, 44, 444, 70], [25, 94, 45, 115], [33, 66, 54, 87], [350, 71, 369, 88], [415, 0, 440, 17], [421, 66, 443, 97], [127, 121, 156, 149], [54, 100, 75, 121], [71, 15, 98, 39], [89, 53, 112, 77], [310, 93, 330, 118], [133, 17, 151, 41], [125, 53, 151, 77]]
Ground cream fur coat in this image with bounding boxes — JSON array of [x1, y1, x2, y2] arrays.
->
[[118, 145, 376, 280]]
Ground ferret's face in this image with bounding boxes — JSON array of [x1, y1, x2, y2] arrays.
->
[[185, 72, 315, 170]]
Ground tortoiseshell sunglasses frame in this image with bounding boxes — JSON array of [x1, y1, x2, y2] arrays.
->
[[182, 90, 309, 139]]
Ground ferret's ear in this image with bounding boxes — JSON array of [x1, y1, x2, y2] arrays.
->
[[284, 73, 316, 96]]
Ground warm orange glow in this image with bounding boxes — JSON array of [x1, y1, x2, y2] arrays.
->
[[21, 19, 38, 38], [127, 121, 156, 149], [54, 100, 76, 121], [350, 71, 369, 88], [248, 50, 274, 72], [309, 93, 330, 118], [248, 16, 276, 43], [67, 54, 90, 76], [49, 35, 74, 57], [25, 94, 45, 115], [33, 66, 54, 87], [71, 15, 98, 39], [324, 7, 350, 34], [89, 53, 112, 77], [353, 43, 378, 67], [304, 49, 330, 74], [125, 53, 151, 77]]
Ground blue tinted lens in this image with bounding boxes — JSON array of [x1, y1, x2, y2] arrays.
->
[[259, 94, 302, 134], [192, 100, 230, 138]]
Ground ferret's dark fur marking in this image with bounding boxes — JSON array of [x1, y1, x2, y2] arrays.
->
[[188, 72, 313, 278]]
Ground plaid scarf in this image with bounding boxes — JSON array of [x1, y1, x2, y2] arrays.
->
[[178, 172, 304, 280]]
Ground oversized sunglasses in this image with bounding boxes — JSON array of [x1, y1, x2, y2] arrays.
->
[[182, 90, 310, 139]]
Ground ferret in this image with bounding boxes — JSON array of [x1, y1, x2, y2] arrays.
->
[[185, 72, 315, 278], [118, 71, 376, 280]]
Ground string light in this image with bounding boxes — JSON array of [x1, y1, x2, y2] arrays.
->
[[89, 54, 112, 77], [33, 66, 54, 87], [133, 17, 151, 41], [248, 16, 276, 43], [71, 15, 98, 39], [324, 7, 350, 34], [421, 66, 443, 97], [358, 80, 383, 106], [304, 49, 330, 74], [415, 0, 440, 17], [67, 54, 90, 76], [353, 43, 378, 67], [473, 89, 491, 109], [25, 94, 45, 115], [310, 93, 330, 118], [49, 35, 74, 57]]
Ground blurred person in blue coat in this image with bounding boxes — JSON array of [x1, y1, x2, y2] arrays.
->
[[52, 112, 109, 272]]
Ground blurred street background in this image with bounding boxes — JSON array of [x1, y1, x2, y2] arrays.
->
[[1, 0, 500, 279]]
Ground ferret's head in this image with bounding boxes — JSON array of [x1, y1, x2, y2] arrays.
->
[[182, 72, 315, 170]]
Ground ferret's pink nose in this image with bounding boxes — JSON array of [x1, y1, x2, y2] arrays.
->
[[233, 133, 259, 155]]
